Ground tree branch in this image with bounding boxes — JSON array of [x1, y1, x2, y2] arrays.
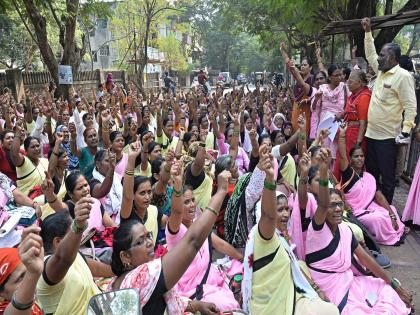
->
[[11, 0, 38, 45]]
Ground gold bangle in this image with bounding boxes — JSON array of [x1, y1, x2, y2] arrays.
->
[[125, 170, 134, 176], [205, 206, 218, 216]]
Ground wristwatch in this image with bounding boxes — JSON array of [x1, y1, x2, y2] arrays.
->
[[71, 220, 88, 234]]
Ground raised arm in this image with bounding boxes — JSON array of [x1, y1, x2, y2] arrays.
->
[[175, 129, 185, 159], [101, 110, 112, 150], [5, 226, 43, 315], [43, 197, 93, 284], [315, 47, 327, 75], [154, 150, 174, 195], [68, 122, 81, 157], [297, 152, 311, 212], [312, 149, 331, 226], [167, 160, 184, 233], [41, 171, 68, 211], [362, 18, 379, 74], [338, 123, 349, 171], [162, 171, 230, 289], [48, 133, 63, 177], [90, 150, 116, 199], [191, 143, 206, 177], [287, 60, 311, 97], [120, 142, 142, 220], [257, 144, 277, 240], [140, 132, 152, 172], [351, 45, 358, 68], [10, 119, 25, 167], [229, 112, 241, 159]]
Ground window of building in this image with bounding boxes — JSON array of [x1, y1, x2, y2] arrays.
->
[[99, 45, 109, 56]]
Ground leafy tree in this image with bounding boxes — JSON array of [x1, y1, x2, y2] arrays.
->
[[0, 0, 110, 96], [110, 0, 185, 95], [216, 0, 420, 61], [158, 34, 189, 72], [0, 13, 38, 69]]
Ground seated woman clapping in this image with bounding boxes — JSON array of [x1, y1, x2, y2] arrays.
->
[[242, 145, 338, 315], [108, 170, 233, 314], [305, 148, 413, 314]]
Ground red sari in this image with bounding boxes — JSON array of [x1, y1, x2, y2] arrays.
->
[[334, 87, 371, 179]]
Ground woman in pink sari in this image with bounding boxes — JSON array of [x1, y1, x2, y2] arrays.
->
[[166, 164, 242, 310], [337, 123, 408, 245], [108, 159, 233, 314], [304, 151, 413, 314], [402, 128, 420, 227]]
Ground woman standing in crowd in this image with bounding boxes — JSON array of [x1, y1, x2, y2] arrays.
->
[[402, 127, 420, 228], [333, 70, 371, 178], [280, 42, 313, 134]]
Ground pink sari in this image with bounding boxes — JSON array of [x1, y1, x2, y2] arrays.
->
[[114, 153, 128, 177], [107, 258, 187, 314], [290, 192, 317, 260], [166, 224, 239, 311], [345, 171, 404, 245], [305, 222, 410, 315], [402, 159, 420, 225]]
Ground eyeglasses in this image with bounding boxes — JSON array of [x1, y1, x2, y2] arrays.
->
[[329, 201, 344, 209], [130, 231, 153, 248]]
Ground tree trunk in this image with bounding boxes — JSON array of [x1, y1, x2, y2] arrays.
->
[[406, 24, 419, 55], [21, 0, 59, 86], [385, 0, 394, 15]]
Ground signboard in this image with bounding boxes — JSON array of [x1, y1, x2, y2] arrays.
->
[[58, 65, 73, 85]]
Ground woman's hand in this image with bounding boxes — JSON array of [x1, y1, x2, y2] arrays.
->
[[259, 144, 274, 179], [74, 196, 94, 228], [299, 152, 312, 177], [55, 131, 64, 145], [395, 285, 414, 310], [19, 226, 44, 275], [193, 301, 219, 315], [128, 141, 142, 159], [141, 132, 153, 151], [297, 113, 306, 132], [339, 122, 348, 137], [314, 90, 323, 101], [170, 160, 184, 190], [108, 150, 117, 170], [318, 148, 331, 172], [389, 212, 399, 231], [217, 170, 231, 192], [69, 122, 77, 137], [361, 17, 371, 32], [41, 171, 55, 199]]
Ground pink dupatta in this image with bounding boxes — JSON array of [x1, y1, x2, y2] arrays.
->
[[290, 192, 317, 260], [344, 171, 376, 215], [107, 259, 187, 314], [305, 223, 354, 307]]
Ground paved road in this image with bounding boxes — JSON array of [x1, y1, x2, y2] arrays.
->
[[384, 181, 420, 312]]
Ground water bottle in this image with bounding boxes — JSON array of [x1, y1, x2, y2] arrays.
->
[[231, 274, 242, 305]]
